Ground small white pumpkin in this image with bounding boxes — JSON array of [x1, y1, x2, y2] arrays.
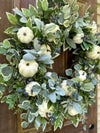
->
[[25, 81, 40, 97], [87, 21, 97, 34], [39, 44, 51, 56], [61, 80, 75, 96], [38, 100, 54, 118], [86, 45, 100, 59], [68, 106, 78, 116], [73, 33, 84, 44], [17, 27, 34, 44], [18, 59, 38, 77], [77, 70, 87, 81]]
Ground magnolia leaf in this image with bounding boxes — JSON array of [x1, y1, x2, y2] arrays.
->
[[20, 17, 27, 23], [22, 8, 30, 17], [21, 121, 29, 128], [66, 38, 76, 49], [23, 53, 36, 61], [33, 38, 41, 51], [42, 0, 48, 11], [3, 40, 11, 49], [48, 92, 56, 103], [13, 8, 24, 17], [29, 5, 38, 17], [6, 12, 18, 25], [34, 116, 41, 130], [34, 18, 44, 31]]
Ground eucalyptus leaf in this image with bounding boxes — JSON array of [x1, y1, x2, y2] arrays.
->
[[21, 121, 29, 128], [33, 38, 41, 51], [48, 92, 56, 103], [1, 66, 13, 77], [66, 38, 76, 49], [34, 18, 44, 31], [23, 53, 36, 61], [65, 69, 72, 76], [34, 116, 41, 130], [20, 17, 27, 23]]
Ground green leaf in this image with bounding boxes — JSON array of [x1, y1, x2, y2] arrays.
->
[[81, 82, 94, 92], [56, 86, 65, 96], [38, 54, 52, 62], [71, 116, 80, 127], [34, 18, 44, 31], [54, 117, 63, 131], [65, 69, 72, 76], [42, 118, 47, 131], [36, 0, 43, 15], [32, 85, 41, 93], [4, 26, 17, 34], [23, 53, 36, 61], [20, 113, 27, 120], [6, 12, 18, 25], [0, 83, 7, 92], [33, 38, 41, 51], [49, 92, 56, 103], [13, 8, 24, 17], [3, 40, 11, 49], [18, 100, 30, 110], [0, 91, 3, 98], [66, 38, 76, 49], [1, 96, 7, 103], [28, 111, 35, 123], [0, 47, 7, 54], [29, 5, 38, 17], [1, 66, 13, 77], [34, 116, 41, 130], [21, 121, 29, 128], [26, 19, 32, 28], [20, 17, 27, 23], [74, 64, 81, 70], [42, 0, 48, 11], [82, 42, 89, 50], [22, 8, 30, 17]]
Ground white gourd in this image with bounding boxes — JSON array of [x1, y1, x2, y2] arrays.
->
[[25, 81, 40, 97], [39, 44, 51, 55], [77, 70, 87, 81], [68, 106, 78, 116], [18, 59, 38, 77]]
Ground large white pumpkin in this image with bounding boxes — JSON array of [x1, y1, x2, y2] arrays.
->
[[38, 100, 54, 118], [86, 45, 100, 59], [61, 80, 75, 96], [68, 106, 78, 116], [25, 81, 40, 97], [17, 27, 34, 44], [18, 59, 38, 77], [73, 33, 84, 44], [77, 70, 87, 81], [39, 44, 51, 55]]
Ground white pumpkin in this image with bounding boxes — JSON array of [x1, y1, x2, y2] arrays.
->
[[25, 81, 40, 96], [39, 44, 51, 56], [77, 70, 87, 81], [61, 80, 75, 96], [87, 21, 97, 34], [17, 27, 34, 44], [86, 45, 100, 59], [38, 100, 54, 118], [73, 33, 84, 44], [68, 106, 78, 116], [18, 59, 38, 77]]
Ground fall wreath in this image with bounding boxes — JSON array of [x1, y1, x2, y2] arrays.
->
[[0, 0, 99, 131]]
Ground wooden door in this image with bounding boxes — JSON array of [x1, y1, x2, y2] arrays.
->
[[0, 0, 97, 133]]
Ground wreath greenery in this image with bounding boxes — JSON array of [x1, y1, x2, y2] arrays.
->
[[0, 0, 100, 131]]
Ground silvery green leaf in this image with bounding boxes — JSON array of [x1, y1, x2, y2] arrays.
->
[[44, 23, 56, 34], [29, 5, 38, 17], [22, 8, 30, 17], [73, 102, 82, 114], [32, 85, 41, 92], [28, 111, 35, 123], [21, 121, 29, 128], [48, 92, 56, 103], [33, 38, 41, 51], [80, 82, 94, 92], [23, 53, 36, 61], [23, 49, 37, 55], [0, 47, 7, 54], [20, 17, 27, 23], [1, 66, 13, 77], [36, 0, 43, 15], [42, 59, 54, 64], [66, 38, 76, 49], [20, 113, 27, 120], [34, 18, 44, 31], [3, 39, 11, 49], [42, 118, 47, 132], [38, 54, 51, 62], [13, 8, 24, 17], [18, 100, 30, 110], [42, 0, 48, 11], [34, 116, 41, 130], [65, 69, 72, 76], [74, 64, 81, 70], [48, 79, 55, 88], [55, 86, 65, 96]]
